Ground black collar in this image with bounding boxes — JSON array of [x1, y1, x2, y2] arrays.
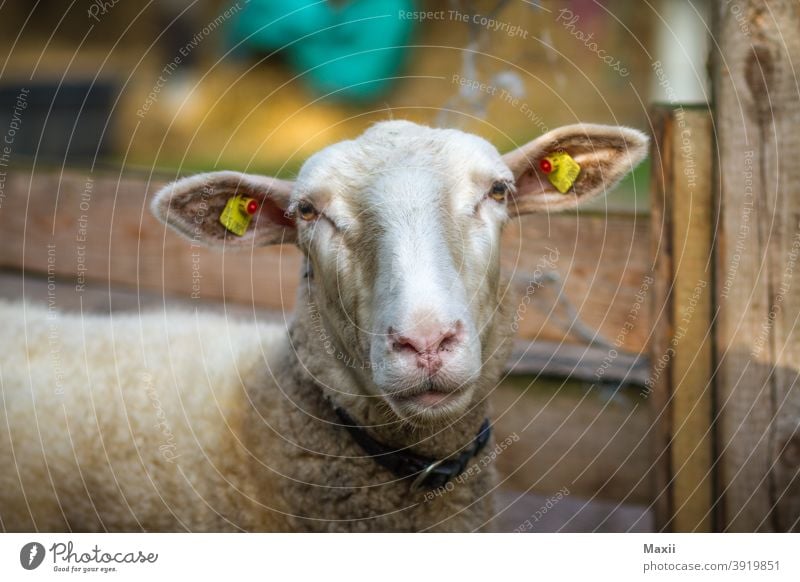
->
[[335, 407, 492, 493]]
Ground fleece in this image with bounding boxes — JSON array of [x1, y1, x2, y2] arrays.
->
[[0, 281, 513, 532]]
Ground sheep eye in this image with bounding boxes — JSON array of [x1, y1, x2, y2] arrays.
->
[[488, 181, 508, 202], [297, 200, 318, 221]]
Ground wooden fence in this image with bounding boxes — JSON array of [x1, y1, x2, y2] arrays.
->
[[650, 0, 800, 533]]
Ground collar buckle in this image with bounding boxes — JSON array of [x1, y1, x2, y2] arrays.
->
[[409, 458, 446, 493]]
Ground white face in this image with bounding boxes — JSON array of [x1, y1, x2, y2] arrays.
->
[[290, 121, 514, 421], [152, 120, 648, 425]]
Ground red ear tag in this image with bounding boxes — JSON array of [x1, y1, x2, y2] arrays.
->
[[245, 199, 259, 215], [539, 158, 553, 173]]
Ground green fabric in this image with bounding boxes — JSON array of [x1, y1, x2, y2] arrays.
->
[[231, 0, 416, 101]]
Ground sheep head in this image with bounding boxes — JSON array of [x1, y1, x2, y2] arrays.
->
[[151, 121, 647, 424]]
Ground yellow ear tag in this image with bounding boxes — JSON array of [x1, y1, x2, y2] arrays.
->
[[219, 195, 259, 236], [541, 151, 581, 194]]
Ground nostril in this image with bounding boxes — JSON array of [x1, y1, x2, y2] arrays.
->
[[391, 330, 428, 355], [437, 330, 458, 353], [434, 320, 463, 353], [392, 338, 419, 354], [389, 321, 464, 357]]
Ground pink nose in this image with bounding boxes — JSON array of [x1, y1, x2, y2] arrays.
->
[[389, 322, 463, 373]]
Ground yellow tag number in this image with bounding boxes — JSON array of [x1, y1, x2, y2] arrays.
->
[[219, 195, 258, 236], [545, 152, 581, 194]]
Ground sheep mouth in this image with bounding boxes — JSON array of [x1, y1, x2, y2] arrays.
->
[[390, 383, 467, 408]]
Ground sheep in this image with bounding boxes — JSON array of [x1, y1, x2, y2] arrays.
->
[[0, 120, 647, 532]]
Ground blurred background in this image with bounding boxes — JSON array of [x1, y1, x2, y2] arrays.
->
[[0, 0, 710, 208]]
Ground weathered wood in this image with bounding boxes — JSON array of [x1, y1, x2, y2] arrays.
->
[[508, 340, 648, 386], [712, 0, 800, 532], [0, 168, 303, 313], [650, 105, 715, 532], [670, 108, 714, 532], [649, 106, 676, 531], [0, 166, 653, 352], [493, 375, 652, 505], [502, 211, 652, 353]]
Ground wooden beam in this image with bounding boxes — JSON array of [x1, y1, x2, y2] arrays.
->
[[508, 340, 648, 386], [670, 107, 714, 532], [649, 105, 675, 531], [0, 166, 653, 352], [0, 168, 303, 312], [712, 0, 800, 532], [650, 105, 715, 532]]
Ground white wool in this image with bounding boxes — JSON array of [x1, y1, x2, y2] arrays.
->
[[0, 301, 284, 531]]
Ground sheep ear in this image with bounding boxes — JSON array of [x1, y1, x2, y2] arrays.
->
[[150, 171, 296, 247], [502, 124, 648, 215]]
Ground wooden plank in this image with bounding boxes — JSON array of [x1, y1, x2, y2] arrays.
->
[[508, 340, 648, 386], [0, 166, 653, 351], [669, 108, 714, 532], [0, 168, 304, 311], [501, 210, 653, 353], [493, 376, 652, 505], [646, 105, 714, 532], [656, 106, 716, 531], [651, 106, 715, 532], [649, 105, 676, 531], [712, 0, 800, 532]]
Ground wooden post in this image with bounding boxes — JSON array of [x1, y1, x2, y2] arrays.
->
[[712, 0, 800, 532], [650, 105, 715, 532]]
